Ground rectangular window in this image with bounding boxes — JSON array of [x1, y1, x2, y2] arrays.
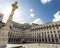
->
[[53, 27, 55, 29], [47, 28, 48, 30], [59, 34, 60, 39], [57, 26, 59, 29], [50, 27, 51, 30], [58, 30, 60, 33], [50, 31, 52, 33], [54, 31, 56, 33]]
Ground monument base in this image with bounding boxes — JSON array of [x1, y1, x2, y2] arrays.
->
[[0, 37, 8, 48], [0, 45, 6, 48]]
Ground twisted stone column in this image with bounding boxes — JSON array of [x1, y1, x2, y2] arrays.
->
[[0, 2, 18, 48]]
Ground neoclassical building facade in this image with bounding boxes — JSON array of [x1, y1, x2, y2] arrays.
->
[[0, 15, 60, 44], [8, 21, 31, 44], [8, 21, 60, 44], [28, 21, 60, 43]]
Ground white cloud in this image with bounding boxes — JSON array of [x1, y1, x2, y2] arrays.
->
[[0, 0, 25, 24], [1, 2, 12, 23], [0, 0, 37, 24], [32, 18, 43, 24], [40, 0, 51, 4], [30, 9, 33, 12], [53, 11, 60, 22], [29, 9, 35, 17], [30, 13, 35, 17]]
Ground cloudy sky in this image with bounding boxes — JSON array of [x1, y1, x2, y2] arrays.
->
[[0, 0, 60, 24]]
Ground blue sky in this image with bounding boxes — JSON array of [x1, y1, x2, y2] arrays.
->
[[0, 0, 60, 24]]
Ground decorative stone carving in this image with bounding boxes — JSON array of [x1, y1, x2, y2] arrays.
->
[[0, 2, 18, 48]]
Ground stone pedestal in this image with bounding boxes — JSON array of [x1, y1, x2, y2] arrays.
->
[[0, 37, 8, 48], [0, 27, 10, 48]]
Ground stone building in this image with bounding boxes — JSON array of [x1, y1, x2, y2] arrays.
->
[[0, 14, 60, 44], [29, 21, 60, 43], [8, 21, 60, 44], [8, 21, 31, 44]]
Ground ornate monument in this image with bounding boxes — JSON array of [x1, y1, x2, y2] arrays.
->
[[0, 2, 18, 48]]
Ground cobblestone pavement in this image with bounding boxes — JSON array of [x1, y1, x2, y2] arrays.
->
[[7, 43, 60, 48]]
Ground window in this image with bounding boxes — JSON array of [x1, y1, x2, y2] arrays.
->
[[55, 34, 57, 39], [47, 32, 49, 34], [42, 32, 43, 34], [47, 28, 48, 30], [50, 31, 52, 33], [53, 27, 55, 29], [37, 33, 38, 35], [44, 32, 46, 34], [51, 34, 53, 39], [35, 39, 36, 42], [50, 27, 51, 30], [59, 34, 60, 39], [42, 39, 44, 42], [37, 39, 38, 41], [45, 39, 47, 42], [51, 34, 54, 42], [42, 35, 44, 39], [37, 36, 38, 38], [56, 39, 58, 42], [52, 39, 54, 43], [33, 39, 34, 41], [45, 35, 47, 39], [56, 26, 59, 29], [54, 31, 56, 33], [48, 35, 50, 38], [44, 28, 45, 30], [58, 30, 60, 33], [39, 39, 41, 42], [39, 35, 41, 39], [0, 16, 1, 17], [48, 39, 50, 42], [42, 29, 43, 31]]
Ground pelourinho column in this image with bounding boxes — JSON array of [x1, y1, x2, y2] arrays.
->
[[0, 2, 18, 48]]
